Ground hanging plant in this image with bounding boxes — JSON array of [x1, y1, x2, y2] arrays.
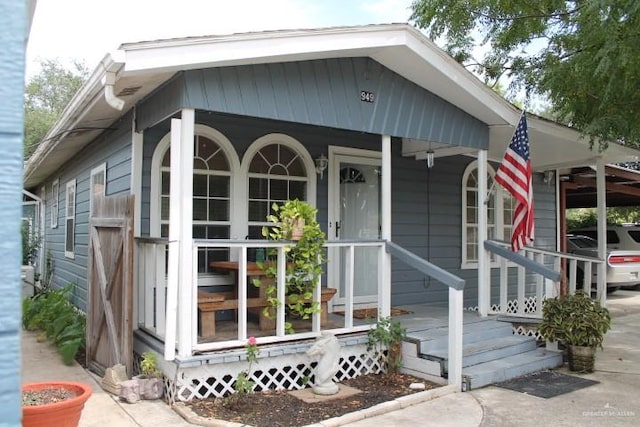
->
[[255, 200, 327, 333]]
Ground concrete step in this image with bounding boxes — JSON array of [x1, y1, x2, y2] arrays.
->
[[411, 319, 514, 354], [425, 335, 538, 371], [461, 348, 564, 391]]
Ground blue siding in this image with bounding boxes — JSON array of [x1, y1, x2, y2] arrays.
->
[[136, 58, 489, 150], [139, 113, 556, 308], [0, 0, 26, 422], [40, 114, 133, 311]]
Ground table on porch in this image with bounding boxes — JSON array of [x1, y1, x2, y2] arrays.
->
[[197, 261, 336, 338]]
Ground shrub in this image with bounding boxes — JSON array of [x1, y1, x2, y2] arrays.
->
[[22, 284, 85, 365]]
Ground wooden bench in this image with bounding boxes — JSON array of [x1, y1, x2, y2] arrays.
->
[[197, 287, 337, 338]]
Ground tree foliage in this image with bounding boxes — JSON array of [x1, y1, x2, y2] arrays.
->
[[410, 0, 640, 147], [24, 59, 89, 158], [566, 207, 640, 229]]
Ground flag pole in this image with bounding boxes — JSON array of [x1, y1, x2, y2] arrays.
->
[[486, 109, 527, 203]]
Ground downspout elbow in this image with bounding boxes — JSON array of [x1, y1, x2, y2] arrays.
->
[[104, 71, 125, 111]]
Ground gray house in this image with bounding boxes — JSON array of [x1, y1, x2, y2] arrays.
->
[[23, 24, 639, 401]]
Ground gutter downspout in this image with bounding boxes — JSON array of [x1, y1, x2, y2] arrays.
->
[[104, 71, 125, 111]]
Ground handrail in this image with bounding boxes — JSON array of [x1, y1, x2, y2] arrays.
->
[[386, 241, 465, 290], [484, 240, 561, 282]]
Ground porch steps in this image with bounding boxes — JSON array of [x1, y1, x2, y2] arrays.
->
[[403, 317, 562, 390]]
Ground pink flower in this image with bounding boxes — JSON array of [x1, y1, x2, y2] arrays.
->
[[248, 336, 257, 346]]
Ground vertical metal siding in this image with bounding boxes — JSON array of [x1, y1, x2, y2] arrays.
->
[[137, 58, 488, 148]]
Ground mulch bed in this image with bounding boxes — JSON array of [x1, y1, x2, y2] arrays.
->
[[185, 373, 438, 427]]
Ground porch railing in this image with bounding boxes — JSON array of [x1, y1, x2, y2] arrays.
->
[[135, 237, 465, 387], [385, 241, 465, 389], [484, 240, 604, 317], [135, 237, 169, 338]]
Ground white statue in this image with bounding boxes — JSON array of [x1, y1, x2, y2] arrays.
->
[[306, 332, 340, 395]]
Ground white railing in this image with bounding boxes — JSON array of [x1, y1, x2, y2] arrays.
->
[[485, 240, 604, 317], [135, 238, 387, 348], [135, 237, 169, 339], [190, 239, 386, 352], [135, 237, 464, 388]]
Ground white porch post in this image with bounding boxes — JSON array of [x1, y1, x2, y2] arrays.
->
[[380, 135, 392, 318], [178, 108, 195, 357], [164, 119, 182, 360], [477, 149, 490, 316], [596, 157, 607, 305], [130, 123, 143, 333], [448, 287, 463, 389]]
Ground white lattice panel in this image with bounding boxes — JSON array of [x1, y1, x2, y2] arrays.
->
[[164, 342, 381, 403]]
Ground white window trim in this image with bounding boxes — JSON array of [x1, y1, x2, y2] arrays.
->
[[51, 179, 59, 228], [150, 124, 241, 238], [461, 160, 511, 269], [239, 133, 317, 238], [64, 179, 76, 259], [90, 163, 106, 216]]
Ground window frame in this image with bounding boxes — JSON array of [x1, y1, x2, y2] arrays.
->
[[64, 179, 76, 259], [51, 179, 59, 228], [90, 163, 107, 216], [461, 160, 514, 269]]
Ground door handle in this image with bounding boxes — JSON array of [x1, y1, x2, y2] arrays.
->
[[335, 221, 340, 238]]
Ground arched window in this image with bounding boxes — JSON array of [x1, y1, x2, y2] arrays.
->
[[243, 134, 315, 240], [151, 125, 239, 277], [461, 160, 516, 268]]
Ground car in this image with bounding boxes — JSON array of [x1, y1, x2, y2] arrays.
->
[[569, 224, 640, 251], [565, 234, 640, 292]]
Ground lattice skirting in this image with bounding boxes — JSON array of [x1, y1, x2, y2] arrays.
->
[[464, 295, 539, 314], [163, 342, 382, 403]]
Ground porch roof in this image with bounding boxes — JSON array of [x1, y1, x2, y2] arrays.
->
[[24, 23, 640, 188]]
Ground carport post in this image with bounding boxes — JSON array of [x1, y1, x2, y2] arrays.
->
[[596, 157, 607, 305]]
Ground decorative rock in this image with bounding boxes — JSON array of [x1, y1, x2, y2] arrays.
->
[[306, 332, 340, 395], [409, 382, 426, 390], [102, 364, 128, 395], [119, 379, 141, 403]]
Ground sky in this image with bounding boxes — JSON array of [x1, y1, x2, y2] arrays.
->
[[26, 0, 415, 77]]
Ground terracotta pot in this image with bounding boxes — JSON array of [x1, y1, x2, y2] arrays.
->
[[290, 218, 305, 240], [22, 381, 92, 427], [568, 345, 596, 373]]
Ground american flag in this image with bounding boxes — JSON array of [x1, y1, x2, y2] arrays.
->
[[495, 112, 534, 252]]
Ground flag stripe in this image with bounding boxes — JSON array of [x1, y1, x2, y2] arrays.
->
[[495, 113, 534, 252]]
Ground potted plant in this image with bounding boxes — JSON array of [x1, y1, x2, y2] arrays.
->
[[134, 351, 163, 399], [539, 291, 611, 372], [256, 200, 327, 333], [22, 381, 92, 427]]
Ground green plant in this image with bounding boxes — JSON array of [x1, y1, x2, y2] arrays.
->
[[367, 317, 407, 374], [255, 200, 327, 333], [539, 291, 611, 348], [227, 337, 260, 406], [21, 222, 40, 265], [140, 351, 161, 377], [22, 284, 86, 365]]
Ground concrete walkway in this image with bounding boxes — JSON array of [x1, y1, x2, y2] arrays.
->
[[20, 290, 640, 426]]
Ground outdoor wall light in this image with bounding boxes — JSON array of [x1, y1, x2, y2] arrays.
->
[[315, 154, 328, 179]]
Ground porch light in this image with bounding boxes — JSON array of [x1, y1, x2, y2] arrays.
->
[[426, 149, 435, 169], [315, 154, 328, 179]]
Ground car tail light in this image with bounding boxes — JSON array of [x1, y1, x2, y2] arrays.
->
[[608, 255, 640, 264]]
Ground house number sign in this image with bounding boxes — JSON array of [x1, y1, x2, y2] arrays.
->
[[360, 90, 375, 103]]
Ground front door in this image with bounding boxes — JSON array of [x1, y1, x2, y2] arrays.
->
[[328, 148, 381, 309]]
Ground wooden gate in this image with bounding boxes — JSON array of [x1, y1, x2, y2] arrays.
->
[[86, 195, 134, 376]]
